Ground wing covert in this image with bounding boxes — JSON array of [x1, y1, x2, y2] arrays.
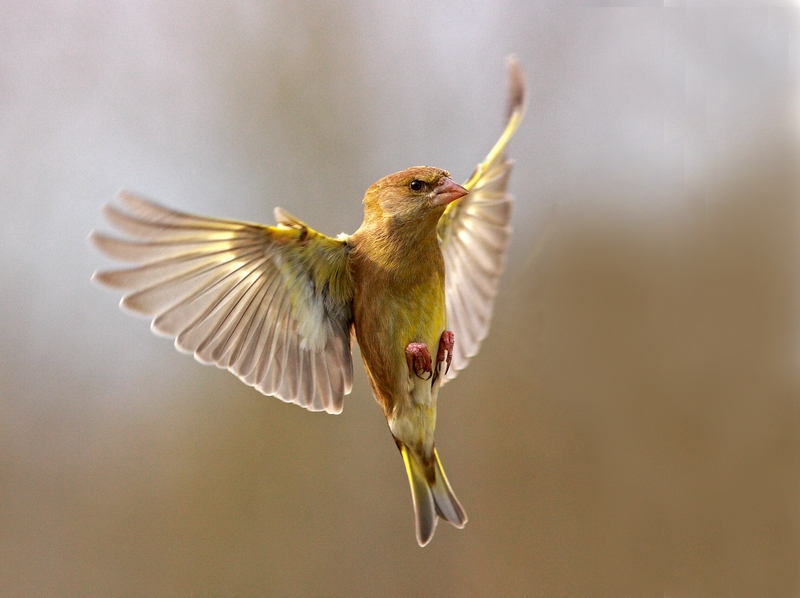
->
[[91, 192, 354, 414]]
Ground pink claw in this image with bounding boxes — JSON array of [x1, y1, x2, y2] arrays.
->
[[437, 330, 454, 376], [406, 342, 433, 380]]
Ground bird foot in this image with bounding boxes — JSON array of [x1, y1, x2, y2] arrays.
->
[[437, 330, 454, 377], [406, 342, 433, 380]]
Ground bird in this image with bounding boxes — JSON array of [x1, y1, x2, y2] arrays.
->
[[90, 57, 526, 546]]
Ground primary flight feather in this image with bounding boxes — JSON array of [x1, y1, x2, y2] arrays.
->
[[91, 57, 526, 546]]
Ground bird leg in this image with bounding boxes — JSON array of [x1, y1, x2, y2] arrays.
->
[[436, 330, 454, 377], [405, 342, 433, 380]]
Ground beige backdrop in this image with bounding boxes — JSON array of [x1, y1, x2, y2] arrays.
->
[[1, 3, 799, 596]]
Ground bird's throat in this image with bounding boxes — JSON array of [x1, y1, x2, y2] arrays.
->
[[353, 216, 443, 278]]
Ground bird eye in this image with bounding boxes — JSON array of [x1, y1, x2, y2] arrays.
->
[[409, 180, 425, 192]]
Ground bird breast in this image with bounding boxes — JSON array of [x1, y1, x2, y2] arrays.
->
[[349, 237, 447, 415]]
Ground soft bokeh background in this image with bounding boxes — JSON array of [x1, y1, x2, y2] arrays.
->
[[2, 2, 800, 596]]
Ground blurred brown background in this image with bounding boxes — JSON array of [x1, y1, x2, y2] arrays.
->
[[2, 2, 799, 597]]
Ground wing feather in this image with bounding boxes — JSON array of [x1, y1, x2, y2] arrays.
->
[[438, 56, 526, 383], [217, 268, 272, 368], [92, 192, 354, 414]]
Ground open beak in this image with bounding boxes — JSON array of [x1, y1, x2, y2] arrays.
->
[[431, 177, 469, 206]]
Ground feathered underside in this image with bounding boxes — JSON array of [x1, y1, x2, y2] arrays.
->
[[91, 193, 354, 414]]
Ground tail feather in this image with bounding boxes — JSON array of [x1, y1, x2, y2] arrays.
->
[[400, 444, 438, 546], [399, 443, 468, 547], [432, 448, 468, 528]]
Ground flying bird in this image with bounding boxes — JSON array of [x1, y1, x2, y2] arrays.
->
[[91, 57, 526, 546]]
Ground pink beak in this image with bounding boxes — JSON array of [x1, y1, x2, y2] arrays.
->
[[431, 177, 469, 206]]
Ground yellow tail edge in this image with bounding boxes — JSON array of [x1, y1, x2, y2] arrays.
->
[[399, 443, 468, 547]]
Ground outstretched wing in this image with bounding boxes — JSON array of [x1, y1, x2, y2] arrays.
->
[[438, 56, 526, 382], [91, 192, 354, 414]]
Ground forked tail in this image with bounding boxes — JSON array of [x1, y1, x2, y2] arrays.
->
[[399, 443, 468, 546]]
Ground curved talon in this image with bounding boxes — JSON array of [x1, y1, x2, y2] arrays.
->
[[405, 342, 433, 380], [437, 330, 454, 376]]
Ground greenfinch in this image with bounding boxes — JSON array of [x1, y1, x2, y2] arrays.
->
[[91, 57, 525, 546]]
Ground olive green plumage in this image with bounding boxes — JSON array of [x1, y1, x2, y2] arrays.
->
[[91, 57, 525, 546]]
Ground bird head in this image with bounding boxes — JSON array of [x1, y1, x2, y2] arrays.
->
[[362, 166, 468, 228]]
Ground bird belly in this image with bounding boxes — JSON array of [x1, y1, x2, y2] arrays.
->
[[353, 276, 446, 423]]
